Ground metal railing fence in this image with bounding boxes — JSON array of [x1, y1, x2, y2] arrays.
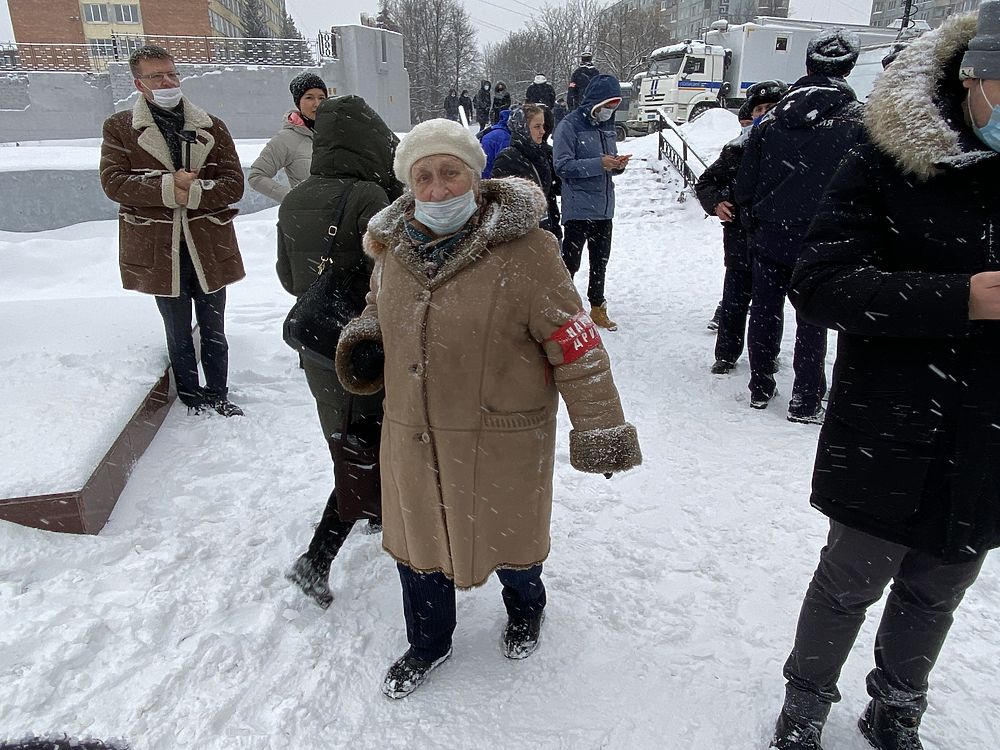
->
[[0, 31, 337, 74], [656, 107, 710, 189]]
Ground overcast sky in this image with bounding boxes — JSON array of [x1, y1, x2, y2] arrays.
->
[[0, 0, 873, 49]]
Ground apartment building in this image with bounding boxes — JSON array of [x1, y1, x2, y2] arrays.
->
[[602, 0, 681, 44], [869, 0, 981, 28], [674, 0, 788, 41], [603, 0, 790, 46], [9, 1, 288, 47]]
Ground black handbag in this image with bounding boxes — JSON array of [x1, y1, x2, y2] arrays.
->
[[282, 181, 365, 370], [330, 395, 382, 522]]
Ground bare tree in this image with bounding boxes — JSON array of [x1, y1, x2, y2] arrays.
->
[[594, 4, 663, 82], [446, 4, 478, 89], [480, 0, 606, 98], [383, 0, 480, 122]]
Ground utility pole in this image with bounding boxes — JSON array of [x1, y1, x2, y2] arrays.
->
[[899, 0, 915, 34]]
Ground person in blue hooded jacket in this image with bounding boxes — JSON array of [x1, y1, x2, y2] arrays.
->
[[553, 74, 631, 331], [479, 108, 512, 178]]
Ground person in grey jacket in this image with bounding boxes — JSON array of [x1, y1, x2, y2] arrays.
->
[[249, 72, 328, 203]]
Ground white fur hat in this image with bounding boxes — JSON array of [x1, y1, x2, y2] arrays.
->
[[393, 118, 487, 185]]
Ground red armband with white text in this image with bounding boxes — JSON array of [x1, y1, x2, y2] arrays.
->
[[548, 311, 601, 365]]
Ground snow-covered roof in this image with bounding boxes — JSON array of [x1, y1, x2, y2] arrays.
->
[[650, 42, 688, 58], [649, 40, 724, 59]]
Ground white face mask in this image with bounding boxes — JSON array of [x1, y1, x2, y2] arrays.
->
[[146, 85, 183, 109], [414, 190, 477, 236], [593, 107, 615, 122]]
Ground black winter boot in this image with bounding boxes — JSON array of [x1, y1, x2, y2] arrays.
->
[[501, 611, 544, 659], [285, 554, 334, 609], [707, 301, 722, 331], [858, 700, 923, 750], [381, 647, 452, 699], [711, 359, 735, 375], [208, 397, 244, 417], [770, 710, 824, 750]]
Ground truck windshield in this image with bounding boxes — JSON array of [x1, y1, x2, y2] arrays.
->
[[649, 55, 683, 76]]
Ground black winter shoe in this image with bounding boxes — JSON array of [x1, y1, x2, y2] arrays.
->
[[770, 710, 824, 750], [711, 359, 735, 374], [361, 518, 383, 535], [858, 700, 923, 750], [750, 389, 775, 409], [707, 303, 722, 331], [502, 611, 544, 659], [381, 647, 452, 699], [787, 405, 825, 425], [209, 397, 244, 417], [285, 554, 333, 609]]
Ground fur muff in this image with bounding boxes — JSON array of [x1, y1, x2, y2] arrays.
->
[[335, 314, 384, 396], [570, 423, 643, 475]]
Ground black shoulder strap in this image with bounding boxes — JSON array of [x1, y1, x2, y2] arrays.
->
[[321, 180, 357, 259]]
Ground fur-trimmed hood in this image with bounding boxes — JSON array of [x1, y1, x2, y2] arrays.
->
[[363, 176, 547, 287], [866, 13, 997, 180]]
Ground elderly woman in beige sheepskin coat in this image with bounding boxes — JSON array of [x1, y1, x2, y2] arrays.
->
[[335, 118, 641, 698]]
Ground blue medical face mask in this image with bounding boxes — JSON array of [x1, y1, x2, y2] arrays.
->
[[414, 189, 477, 236], [972, 80, 1000, 152]]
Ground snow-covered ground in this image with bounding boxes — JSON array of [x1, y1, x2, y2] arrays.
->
[[1, 132, 997, 750], [0, 221, 169, 497], [0, 139, 272, 172]]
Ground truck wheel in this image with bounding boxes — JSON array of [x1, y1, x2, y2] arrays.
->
[[614, 123, 627, 142], [689, 102, 716, 121]]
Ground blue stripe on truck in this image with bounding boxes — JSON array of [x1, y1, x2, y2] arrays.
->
[[678, 81, 723, 89]]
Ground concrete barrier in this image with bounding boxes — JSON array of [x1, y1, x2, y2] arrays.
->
[[0, 166, 279, 232]]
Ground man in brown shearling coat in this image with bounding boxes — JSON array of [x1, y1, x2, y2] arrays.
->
[[100, 45, 246, 416]]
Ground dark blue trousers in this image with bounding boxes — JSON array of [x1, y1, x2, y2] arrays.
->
[[397, 563, 546, 662], [154, 244, 229, 407], [748, 255, 827, 409]]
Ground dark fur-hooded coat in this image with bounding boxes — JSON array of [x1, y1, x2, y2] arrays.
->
[[790, 14, 1000, 560]]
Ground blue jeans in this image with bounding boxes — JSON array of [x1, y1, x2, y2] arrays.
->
[[154, 244, 229, 406], [397, 563, 546, 661]]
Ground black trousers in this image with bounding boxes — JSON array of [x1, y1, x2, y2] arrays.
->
[[715, 266, 753, 364], [562, 219, 613, 307], [306, 490, 355, 563], [154, 244, 228, 406], [397, 563, 546, 661], [747, 255, 827, 408], [782, 521, 986, 726]]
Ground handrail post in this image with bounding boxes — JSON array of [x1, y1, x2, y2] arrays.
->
[[682, 141, 689, 187]]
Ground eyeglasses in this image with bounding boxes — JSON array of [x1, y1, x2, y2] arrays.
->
[[137, 71, 180, 82]]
